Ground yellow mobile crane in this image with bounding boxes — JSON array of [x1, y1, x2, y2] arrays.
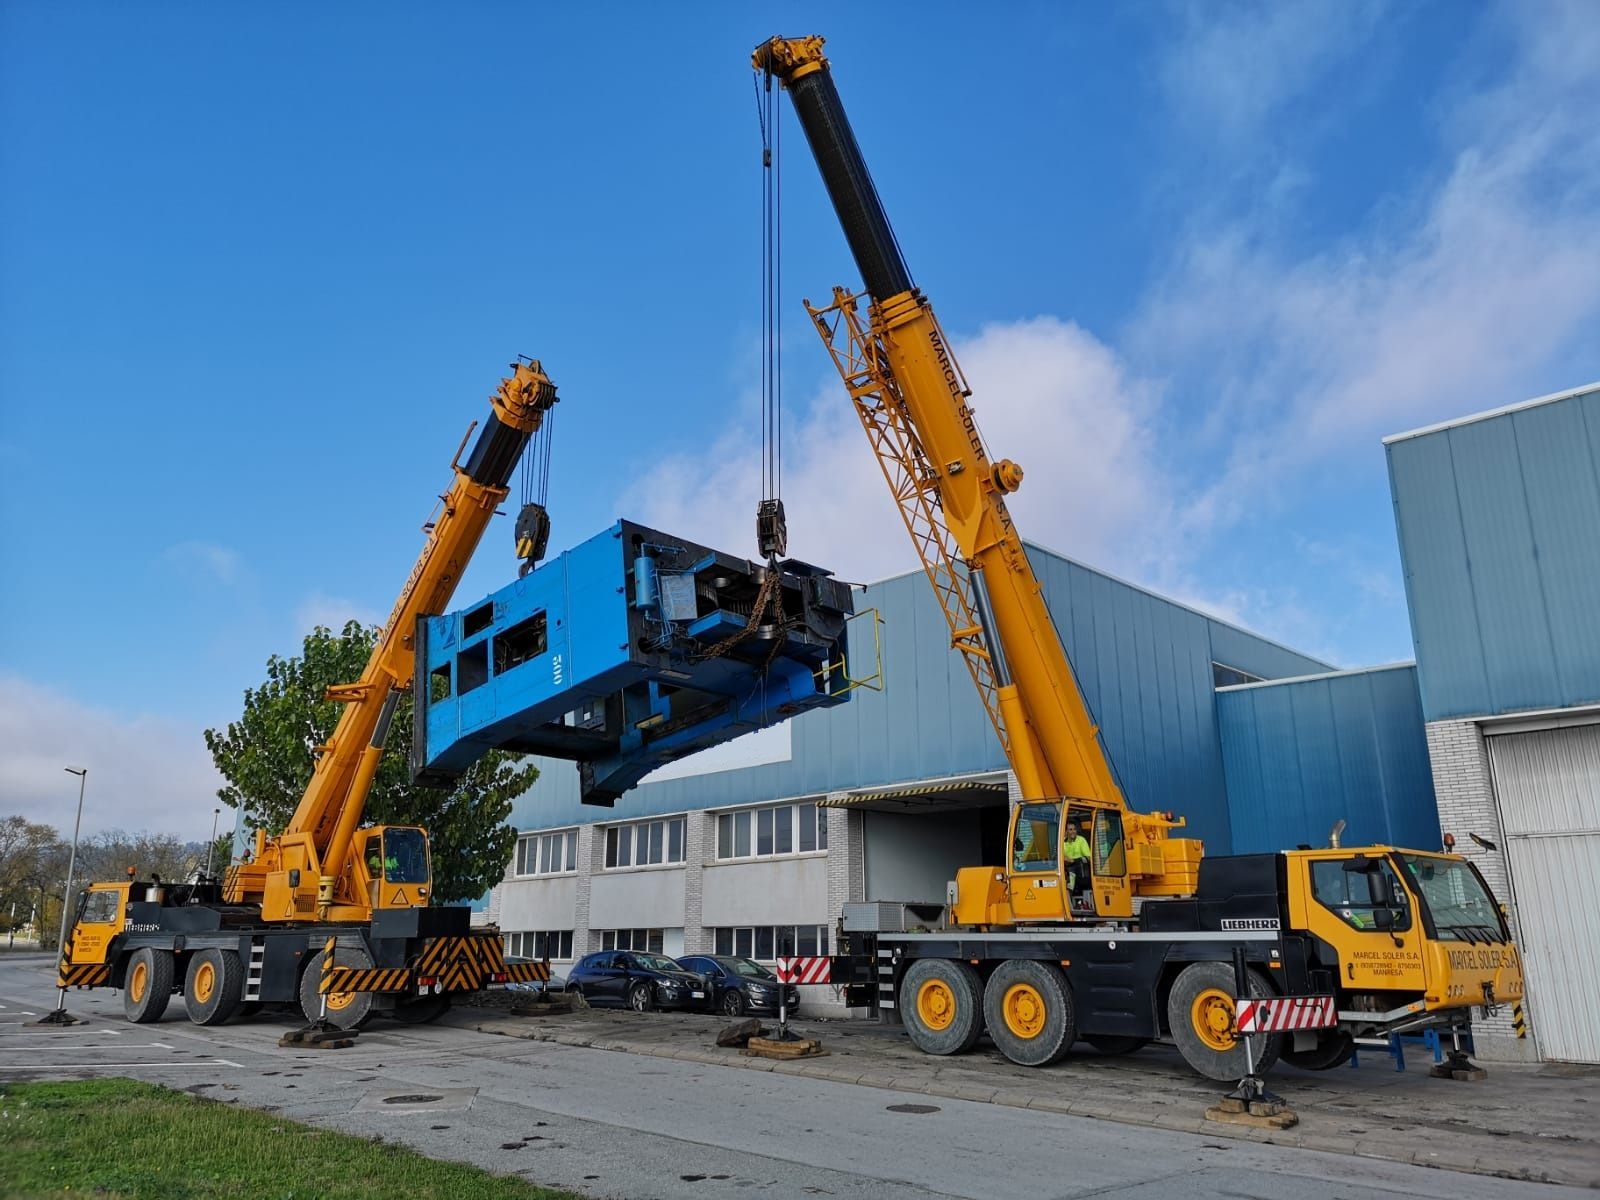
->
[[56, 360, 559, 1030], [756, 35, 1523, 1080]]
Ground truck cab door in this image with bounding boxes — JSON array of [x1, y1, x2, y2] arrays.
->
[[65, 886, 126, 970], [1289, 853, 1426, 994], [1007, 802, 1068, 922]]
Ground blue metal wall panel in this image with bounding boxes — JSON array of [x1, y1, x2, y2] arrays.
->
[[508, 544, 1332, 851], [1388, 385, 1600, 720], [1218, 665, 1441, 854]]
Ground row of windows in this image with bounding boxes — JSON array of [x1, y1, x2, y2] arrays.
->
[[598, 928, 664, 953], [716, 802, 827, 861], [605, 818, 687, 868], [515, 829, 579, 877], [711, 925, 830, 960], [504, 930, 575, 961]]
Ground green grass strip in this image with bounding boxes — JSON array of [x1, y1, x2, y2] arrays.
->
[[0, 1079, 578, 1200]]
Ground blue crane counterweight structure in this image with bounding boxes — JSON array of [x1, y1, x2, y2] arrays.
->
[[413, 520, 856, 806]]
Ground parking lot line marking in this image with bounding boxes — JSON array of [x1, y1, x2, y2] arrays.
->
[[149, 1042, 174, 1049]]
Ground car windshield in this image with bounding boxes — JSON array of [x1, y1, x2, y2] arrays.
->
[[632, 953, 681, 973], [1400, 854, 1506, 942], [725, 958, 775, 980], [382, 828, 430, 884]]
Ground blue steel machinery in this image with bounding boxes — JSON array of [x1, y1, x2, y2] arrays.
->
[[413, 520, 858, 805]]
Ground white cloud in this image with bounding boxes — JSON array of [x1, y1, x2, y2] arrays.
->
[[1160, 0, 1385, 140], [0, 673, 224, 839], [619, 317, 1176, 586], [161, 540, 244, 586], [1138, 0, 1600, 520]]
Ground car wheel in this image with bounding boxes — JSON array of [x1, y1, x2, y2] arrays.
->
[[629, 982, 655, 1013], [899, 958, 984, 1056], [982, 959, 1076, 1067], [183, 949, 244, 1026], [720, 989, 746, 1017]]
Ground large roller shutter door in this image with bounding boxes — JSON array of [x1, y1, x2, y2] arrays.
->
[[1487, 722, 1600, 1064]]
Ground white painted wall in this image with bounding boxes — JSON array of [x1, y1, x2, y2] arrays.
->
[[863, 810, 983, 903], [589, 867, 686, 930], [701, 856, 829, 926], [498, 875, 577, 931]]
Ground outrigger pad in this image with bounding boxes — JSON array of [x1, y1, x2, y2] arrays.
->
[[1430, 1052, 1488, 1081], [279, 1021, 358, 1050]]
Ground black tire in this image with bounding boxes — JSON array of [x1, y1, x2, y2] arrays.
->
[[899, 958, 984, 1056], [390, 994, 452, 1025], [720, 989, 746, 1017], [1166, 961, 1283, 1081], [183, 949, 244, 1026], [1283, 1031, 1355, 1071], [628, 982, 655, 1013], [982, 960, 1076, 1067], [123, 948, 174, 1024], [1085, 1034, 1150, 1056], [298, 942, 375, 1029]]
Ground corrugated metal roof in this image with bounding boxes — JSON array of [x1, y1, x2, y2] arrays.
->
[[1387, 383, 1600, 720], [1383, 381, 1600, 445], [1216, 663, 1440, 854]]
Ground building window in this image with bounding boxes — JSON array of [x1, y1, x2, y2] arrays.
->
[[716, 802, 826, 861], [1212, 662, 1264, 689], [503, 930, 574, 960], [598, 928, 664, 953], [604, 817, 687, 869], [514, 829, 578, 877], [711, 925, 830, 961]]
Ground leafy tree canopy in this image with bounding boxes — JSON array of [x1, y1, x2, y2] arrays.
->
[[204, 622, 535, 903]]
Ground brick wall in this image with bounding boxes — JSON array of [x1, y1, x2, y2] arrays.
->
[[1425, 718, 1537, 1063]]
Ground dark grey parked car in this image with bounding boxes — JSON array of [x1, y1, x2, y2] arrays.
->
[[565, 951, 710, 1012], [676, 955, 799, 1017]]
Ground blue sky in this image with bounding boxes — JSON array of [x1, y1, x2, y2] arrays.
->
[[2, 1, 1596, 834]]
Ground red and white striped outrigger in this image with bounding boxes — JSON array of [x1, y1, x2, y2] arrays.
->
[[774, 956, 832, 985], [1234, 994, 1337, 1034]]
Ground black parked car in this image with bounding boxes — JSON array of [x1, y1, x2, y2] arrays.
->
[[676, 955, 799, 1017], [564, 951, 710, 1013]]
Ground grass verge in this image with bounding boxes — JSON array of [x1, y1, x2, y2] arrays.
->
[[0, 1078, 578, 1200]]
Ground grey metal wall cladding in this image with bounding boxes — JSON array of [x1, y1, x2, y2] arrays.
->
[[1387, 385, 1600, 721], [1487, 724, 1600, 1064], [507, 542, 1331, 845], [1216, 665, 1441, 854]]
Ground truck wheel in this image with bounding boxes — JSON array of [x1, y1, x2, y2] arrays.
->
[[1283, 1031, 1354, 1071], [184, 949, 244, 1026], [900, 959, 984, 1055], [982, 960, 1076, 1067], [1166, 961, 1282, 1081], [123, 948, 174, 1024], [390, 994, 451, 1024], [299, 943, 375, 1029], [1085, 1034, 1150, 1056]]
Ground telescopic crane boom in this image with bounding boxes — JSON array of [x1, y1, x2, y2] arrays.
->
[[753, 35, 1197, 910]]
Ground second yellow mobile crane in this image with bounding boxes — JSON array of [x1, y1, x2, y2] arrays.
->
[[55, 360, 560, 1031], [756, 34, 1523, 1080]]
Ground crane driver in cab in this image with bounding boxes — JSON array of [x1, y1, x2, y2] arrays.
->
[[1062, 819, 1091, 900]]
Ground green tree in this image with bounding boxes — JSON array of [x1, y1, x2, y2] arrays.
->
[[203, 622, 535, 903]]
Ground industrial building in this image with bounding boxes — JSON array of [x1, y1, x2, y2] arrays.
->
[[1385, 381, 1600, 1066]]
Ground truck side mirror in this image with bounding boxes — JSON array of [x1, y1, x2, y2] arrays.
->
[[1372, 907, 1395, 931]]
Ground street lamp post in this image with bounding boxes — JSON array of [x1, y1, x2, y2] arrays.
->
[[38, 766, 88, 1026]]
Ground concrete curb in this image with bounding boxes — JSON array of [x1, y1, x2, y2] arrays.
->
[[467, 1019, 1588, 1188]]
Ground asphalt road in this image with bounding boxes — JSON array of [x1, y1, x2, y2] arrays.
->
[[0, 955, 1581, 1200]]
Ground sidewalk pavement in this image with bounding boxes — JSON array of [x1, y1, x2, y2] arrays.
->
[[450, 1003, 1600, 1189]]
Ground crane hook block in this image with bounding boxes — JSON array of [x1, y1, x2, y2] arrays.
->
[[757, 498, 789, 560], [515, 503, 552, 576]]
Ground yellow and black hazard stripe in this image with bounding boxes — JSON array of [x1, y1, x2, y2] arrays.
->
[[319, 966, 414, 995], [502, 959, 552, 984], [414, 933, 550, 992], [57, 963, 112, 989], [1513, 1003, 1527, 1039]]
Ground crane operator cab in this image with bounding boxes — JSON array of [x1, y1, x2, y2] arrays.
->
[[355, 826, 431, 911], [1001, 801, 1133, 922]]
